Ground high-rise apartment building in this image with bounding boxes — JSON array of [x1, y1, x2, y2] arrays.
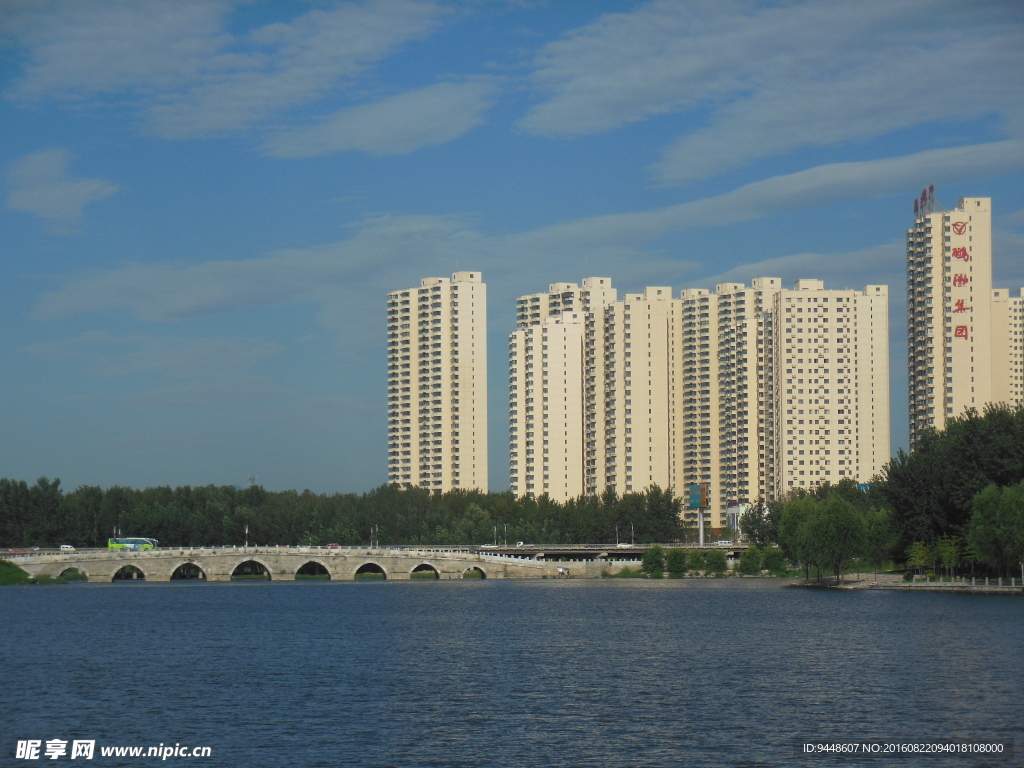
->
[[907, 192, 1022, 447], [509, 278, 616, 501], [508, 276, 890, 526], [387, 272, 487, 492], [772, 281, 890, 494], [601, 286, 678, 497]]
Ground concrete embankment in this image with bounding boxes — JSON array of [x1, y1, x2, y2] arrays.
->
[[791, 573, 1024, 595]]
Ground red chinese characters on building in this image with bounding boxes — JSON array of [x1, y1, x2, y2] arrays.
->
[[952, 299, 971, 313], [952, 247, 970, 261], [952, 273, 969, 287], [954, 326, 968, 339]]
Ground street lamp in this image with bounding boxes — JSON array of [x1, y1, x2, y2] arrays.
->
[[630, 522, 634, 547]]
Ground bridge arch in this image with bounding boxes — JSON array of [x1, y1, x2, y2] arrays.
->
[[353, 561, 388, 580], [410, 562, 440, 579], [112, 564, 147, 582], [295, 559, 332, 580], [462, 566, 486, 579], [230, 558, 272, 581], [58, 566, 87, 580], [170, 561, 207, 581]]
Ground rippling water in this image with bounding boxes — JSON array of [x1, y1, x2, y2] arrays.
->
[[2, 580, 1022, 767]]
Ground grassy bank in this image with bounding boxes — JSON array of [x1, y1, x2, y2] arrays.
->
[[0, 559, 31, 585]]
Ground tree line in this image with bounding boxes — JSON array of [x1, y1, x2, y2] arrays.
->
[[3, 404, 1023, 576], [739, 404, 1024, 578], [0, 481, 690, 550]]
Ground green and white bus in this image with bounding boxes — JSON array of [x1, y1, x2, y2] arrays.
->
[[108, 537, 160, 551]]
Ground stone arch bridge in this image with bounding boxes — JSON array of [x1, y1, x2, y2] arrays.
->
[[8, 545, 632, 583]]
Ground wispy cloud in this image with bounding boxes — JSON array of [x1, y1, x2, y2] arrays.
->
[[32, 141, 1024, 343], [514, 140, 1024, 247], [7, 0, 447, 139], [263, 80, 498, 157], [519, 0, 1024, 183], [6, 148, 118, 229], [697, 242, 904, 293]]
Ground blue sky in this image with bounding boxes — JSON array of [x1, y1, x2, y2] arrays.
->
[[2, 0, 1023, 494]]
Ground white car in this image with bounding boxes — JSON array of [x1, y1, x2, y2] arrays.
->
[[60, 544, 76, 553]]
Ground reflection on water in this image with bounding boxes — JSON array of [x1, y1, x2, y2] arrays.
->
[[2, 580, 1021, 767]]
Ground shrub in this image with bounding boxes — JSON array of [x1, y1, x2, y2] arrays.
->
[[641, 545, 665, 578], [665, 548, 687, 576], [738, 545, 763, 575], [704, 549, 727, 576], [688, 549, 706, 573], [762, 547, 789, 577]]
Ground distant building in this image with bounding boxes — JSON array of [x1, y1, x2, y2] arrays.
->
[[387, 272, 487, 492], [906, 192, 1022, 448], [508, 276, 891, 528], [509, 278, 616, 501]]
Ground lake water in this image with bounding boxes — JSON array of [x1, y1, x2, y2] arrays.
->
[[2, 580, 1022, 767]]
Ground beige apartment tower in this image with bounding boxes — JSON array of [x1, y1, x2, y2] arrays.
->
[[772, 280, 890, 494], [907, 192, 1022, 448], [387, 272, 487, 492], [508, 275, 891, 527], [509, 278, 616, 501]]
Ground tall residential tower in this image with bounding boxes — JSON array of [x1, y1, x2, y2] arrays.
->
[[906, 192, 1022, 448], [508, 276, 891, 527], [387, 272, 487, 492]]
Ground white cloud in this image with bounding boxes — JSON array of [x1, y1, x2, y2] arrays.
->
[[6, 0, 446, 139], [515, 140, 1024, 248], [519, 0, 1024, 183], [6, 148, 118, 227], [31, 141, 1024, 343], [264, 80, 498, 157], [697, 242, 904, 293], [33, 214, 474, 323], [4, 0, 234, 96]]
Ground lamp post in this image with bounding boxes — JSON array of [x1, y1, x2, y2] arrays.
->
[[630, 522, 634, 547], [245, 525, 248, 550]]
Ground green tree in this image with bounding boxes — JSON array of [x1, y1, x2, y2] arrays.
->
[[665, 547, 687, 576], [703, 548, 727, 576], [762, 547, 789, 576], [641, 544, 665, 577], [934, 536, 960, 576], [778, 495, 819, 579], [688, 549, 705, 573], [906, 541, 930, 575], [739, 498, 780, 546], [968, 481, 1024, 576], [811, 494, 867, 583], [737, 544, 763, 575], [883, 404, 1024, 556], [862, 507, 896, 574]]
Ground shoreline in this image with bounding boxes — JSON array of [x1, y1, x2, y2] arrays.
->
[[790, 574, 1024, 595]]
